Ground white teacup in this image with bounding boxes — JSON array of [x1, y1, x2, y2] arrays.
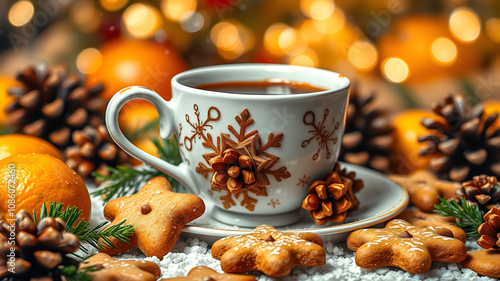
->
[[105, 64, 350, 227]]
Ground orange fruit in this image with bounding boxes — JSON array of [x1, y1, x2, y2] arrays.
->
[[392, 109, 444, 174], [85, 38, 188, 102], [0, 153, 91, 221], [118, 102, 160, 166], [483, 101, 500, 132], [118, 102, 159, 134], [0, 134, 64, 161], [0, 76, 18, 126], [132, 139, 161, 166]]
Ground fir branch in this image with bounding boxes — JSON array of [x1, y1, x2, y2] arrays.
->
[[0, 125, 13, 136], [124, 118, 160, 142], [433, 196, 484, 239], [92, 166, 163, 201], [59, 264, 100, 281], [92, 136, 183, 203], [35, 202, 134, 254]]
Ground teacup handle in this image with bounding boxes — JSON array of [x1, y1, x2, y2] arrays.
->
[[105, 86, 199, 195]]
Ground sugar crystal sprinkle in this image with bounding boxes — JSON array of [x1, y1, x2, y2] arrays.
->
[[86, 188, 495, 280]]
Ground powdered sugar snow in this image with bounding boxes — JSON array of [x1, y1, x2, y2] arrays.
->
[[86, 183, 496, 280]]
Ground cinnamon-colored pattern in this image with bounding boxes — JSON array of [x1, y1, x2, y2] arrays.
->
[[302, 109, 340, 161], [191, 107, 291, 211]]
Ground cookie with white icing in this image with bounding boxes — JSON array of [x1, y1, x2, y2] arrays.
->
[[396, 208, 467, 242], [211, 225, 325, 277], [347, 219, 467, 274]]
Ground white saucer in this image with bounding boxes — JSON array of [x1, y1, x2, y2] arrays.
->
[[181, 163, 409, 244]]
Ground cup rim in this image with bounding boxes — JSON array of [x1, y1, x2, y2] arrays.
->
[[171, 63, 350, 99]]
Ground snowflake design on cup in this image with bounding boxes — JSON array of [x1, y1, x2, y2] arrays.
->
[[182, 104, 221, 151], [193, 107, 291, 211], [302, 109, 340, 161]]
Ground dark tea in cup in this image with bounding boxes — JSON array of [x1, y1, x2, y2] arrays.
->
[[196, 79, 326, 95]]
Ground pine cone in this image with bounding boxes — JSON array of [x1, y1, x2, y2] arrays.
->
[[5, 63, 106, 149], [418, 95, 500, 182], [333, 162, 364, 194], [456, 175, 500, 211], [210, 148, 256, 193], [339, 84, 394, 172], [477, 207, 500, 250], [302, 169, 360, 225], [65, 124, 131, 180], [0, 210, 80, 280]]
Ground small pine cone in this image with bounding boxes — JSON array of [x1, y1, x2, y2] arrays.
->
[[64, 124, 131, 180], [302, 170, 360, 225], [333, 162, 364, 194], [477, 207, 500, 250], [210, 148, 256, 193], [5, 62, 106, 149], [339, 84, 394, 172], [456, 175, 500, 211], [0, 210, 80, 280], [418, 95, 500, 182]]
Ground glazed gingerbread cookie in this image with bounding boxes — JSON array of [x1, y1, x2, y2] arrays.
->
[[161, 266, 257, 280], [461, 249, 500, 278], [396, 208, 467, 242], [347, 219, 467, 274], [211, 225, 325, 277], [99, 176, 205, 258], [80, 253, 161, 281], [389, 170, 461, 212]]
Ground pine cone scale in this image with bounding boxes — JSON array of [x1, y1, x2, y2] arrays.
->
[[465, 149, 487, 165], [419, 95, 500, 181], [34, 250, 62, 269], [6, 63, 107, 151], [0, 210, 81, 280], [19, 90, 41, 109], [338, 85, 394, 172], [64, 124, 131, 180]]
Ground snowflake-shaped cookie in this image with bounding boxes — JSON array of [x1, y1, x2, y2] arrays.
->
[[347, 219, 467, 274], [211, 225, 325, 277]]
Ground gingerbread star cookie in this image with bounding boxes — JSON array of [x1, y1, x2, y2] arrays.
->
[[99, 176, 205, 258], [389, 170, 461, 212], [396, 208, 467, 242], [80, 253, 161, 281], [161, 266, 257, 281], [347, 219, 467, 274], [211, 225, 325, 277], [461, 249, 500, 278]]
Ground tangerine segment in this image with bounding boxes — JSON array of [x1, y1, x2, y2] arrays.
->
[[0, 153, 91, 221]]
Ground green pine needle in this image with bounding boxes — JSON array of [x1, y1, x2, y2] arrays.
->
[[124, 118, 160, 142], [92, 136, 183, 203], [0, 125, 13, 136], [433, 196, 485, 239], [59, 265, 100, 281], [35, 202, 134, 254]]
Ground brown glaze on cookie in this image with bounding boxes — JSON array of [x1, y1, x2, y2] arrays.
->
[[211, 225, 325, 277], [80, 253, 161, 281], [160, 266, 257, 281], [347, 219, 467, 274], [99, 176, 205, 258]]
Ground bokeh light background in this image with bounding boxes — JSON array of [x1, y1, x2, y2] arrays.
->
[[1, 0, 500, 111]]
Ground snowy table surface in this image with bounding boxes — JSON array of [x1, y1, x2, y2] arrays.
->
[[86, 183, 496, 281]]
